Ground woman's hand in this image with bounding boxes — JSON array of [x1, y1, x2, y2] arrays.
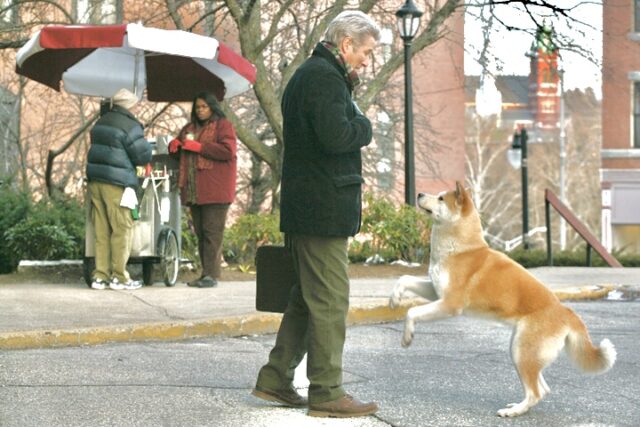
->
[[168, 138, 182, 153], [182, 139, 202, 153]]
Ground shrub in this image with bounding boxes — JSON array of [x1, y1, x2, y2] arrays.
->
[[218, 194, 432, 269], [38, 195, 85, 256], [0, 183, 31, 272], [615, 252, 640, 267], [223, 212, 282, 265], [4, 196, 85, 262], [5, 222, 76, 260], [180, 207, 200, 269], [505, 246, 640, 268], [355, 193, 431, 263]]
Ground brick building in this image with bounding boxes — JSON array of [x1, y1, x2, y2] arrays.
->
[[465, 24, 603, 251], [466, 24, 562, 137], [601, 0, 640, 254], [411, 9, 466, 195]]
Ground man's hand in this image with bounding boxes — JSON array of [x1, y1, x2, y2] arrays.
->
[[182, 139, 202, 153]]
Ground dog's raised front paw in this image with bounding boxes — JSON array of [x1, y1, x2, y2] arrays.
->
[[401, 319, 414, 347], [389, 280, 405, 309], [389, 291, 401, 309]]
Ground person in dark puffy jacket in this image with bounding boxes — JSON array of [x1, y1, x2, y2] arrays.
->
[[86, 88, 152, 291]]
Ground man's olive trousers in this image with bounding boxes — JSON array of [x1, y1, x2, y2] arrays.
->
[[256, 234, 350, 404]]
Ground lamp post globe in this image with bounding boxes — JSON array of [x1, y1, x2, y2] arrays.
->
[[396, 0, 423, 205], [396, 0, 424, 40]]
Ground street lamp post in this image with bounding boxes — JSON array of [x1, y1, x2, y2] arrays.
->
[[508, 126, 529, 249], [396, 0, 423, 205], [558, 68, 567, 250]]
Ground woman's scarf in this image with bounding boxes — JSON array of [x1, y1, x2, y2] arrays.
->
[[179, 119, 219, 205]]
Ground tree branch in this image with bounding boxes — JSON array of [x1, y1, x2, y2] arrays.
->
[[220, 103, 279, 168], [46, 111, 99, 197], [0, 38, 29, 49], [360, 0, 462, 110], [255, 0, 296, 54], [7, 0, 75, 23]]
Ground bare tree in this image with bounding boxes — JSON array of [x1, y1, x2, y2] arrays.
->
[[464, 0, 601, 250], [536, 88, 602, 250], [0, 0, 601, 209]]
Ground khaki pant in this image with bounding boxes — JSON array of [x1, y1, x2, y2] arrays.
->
[[256, 235, 349, 404], [89, 182, 134, 282]]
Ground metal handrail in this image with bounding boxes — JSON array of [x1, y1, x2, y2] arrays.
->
[[544, 189, 622, 267]]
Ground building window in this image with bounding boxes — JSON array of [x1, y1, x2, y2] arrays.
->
[[636, 0, 640, 32], [635, 82, 640, 148], [541, 99, 556, 114], [77, 0, 120, 24]]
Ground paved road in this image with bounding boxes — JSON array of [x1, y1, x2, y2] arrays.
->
[[1, 300, 637, 427]]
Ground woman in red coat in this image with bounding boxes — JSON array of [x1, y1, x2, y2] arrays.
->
[[169, 91, 237, 287]]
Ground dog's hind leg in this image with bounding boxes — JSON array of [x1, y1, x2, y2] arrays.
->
[[498, 328, 543, 417], [390, 275, 438, 308], [538, 373, 550, 399], [498, 321, 564, 417]]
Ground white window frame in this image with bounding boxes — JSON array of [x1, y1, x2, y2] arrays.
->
[[0, 0, 14, 23], [634, 81, 640, 148], [77, 0, 117, 24]]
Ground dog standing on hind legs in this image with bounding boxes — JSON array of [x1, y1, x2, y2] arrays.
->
[[389, 181, 617, 417]]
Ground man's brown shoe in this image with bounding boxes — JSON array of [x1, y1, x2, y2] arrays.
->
[[251, 385, 308, 408], [308, 394, 378, 418]]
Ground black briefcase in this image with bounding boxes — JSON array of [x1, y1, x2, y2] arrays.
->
[[255, 245, 297, 313]]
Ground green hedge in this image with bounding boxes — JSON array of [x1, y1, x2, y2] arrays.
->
[[0, 188, 85, 272], [223, 212, 282, 265], [0, 183, 31, 273], [179, 207, 200, 269], [351, 193, 431, 264], [4, 185, 638, 274], [218, 193, 431, 268], [7, 197, 84, 261], [506, 247, 640, 268]]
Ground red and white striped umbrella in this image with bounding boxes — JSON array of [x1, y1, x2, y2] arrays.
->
[[15, 23, 256, 102]]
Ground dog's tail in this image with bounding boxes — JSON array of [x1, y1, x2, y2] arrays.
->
[[564, 309, 616, 374]]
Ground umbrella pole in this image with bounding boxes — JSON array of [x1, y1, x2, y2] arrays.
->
[[133, 49, 141, 96]]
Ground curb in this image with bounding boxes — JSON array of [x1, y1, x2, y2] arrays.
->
[[0, 287, 613, 351], [553, 284, 616, 301], [0, 300, 423, 351]]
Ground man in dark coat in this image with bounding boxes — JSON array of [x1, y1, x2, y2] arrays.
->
[[253, 11, 380, 418], [87, 88, 151, 290]]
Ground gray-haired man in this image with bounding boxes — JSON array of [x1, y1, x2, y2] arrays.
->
[[252, 11, 380, 418]]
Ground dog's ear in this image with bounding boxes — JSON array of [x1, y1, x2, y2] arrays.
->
[[455, 181, 466, 204]]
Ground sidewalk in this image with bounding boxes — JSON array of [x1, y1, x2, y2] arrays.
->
[[1, 266, 638, 350]]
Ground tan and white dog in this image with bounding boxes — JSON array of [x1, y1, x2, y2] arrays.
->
[[389, 182, 616, 417]]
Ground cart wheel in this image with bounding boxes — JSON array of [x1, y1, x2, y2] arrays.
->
[[142, 260, 154, 286], [83, 257, 95, 287], [158, 228, 179, 286]]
